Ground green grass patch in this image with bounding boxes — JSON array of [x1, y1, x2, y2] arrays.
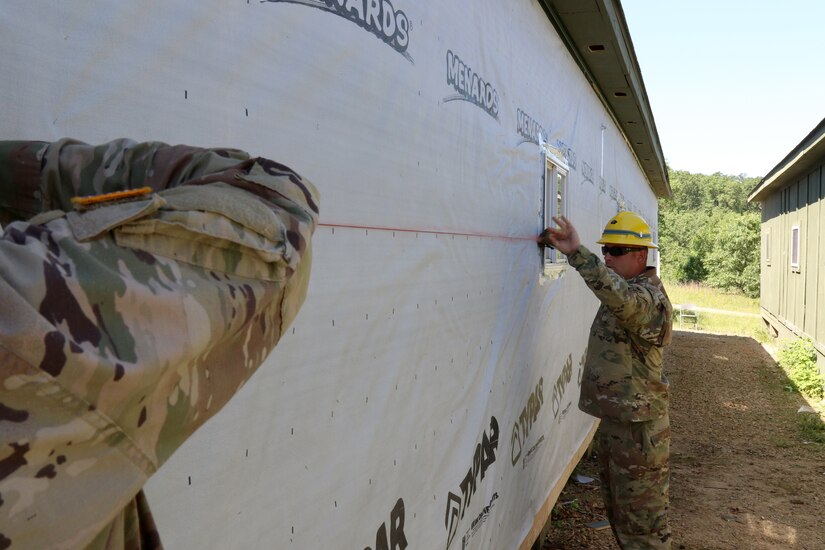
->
[[664, 280, 768, 340], [777, 338, 825, 400], [675, 311, 770, 341], [664, 280, 759, 314], [798, 414, 825, 444]]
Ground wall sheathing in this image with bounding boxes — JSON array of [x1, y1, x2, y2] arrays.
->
[[0, 1, 661, 548]]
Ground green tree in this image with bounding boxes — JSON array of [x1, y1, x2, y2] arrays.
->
[[658, 168, 761, 296], [704, 212, 761, 297]]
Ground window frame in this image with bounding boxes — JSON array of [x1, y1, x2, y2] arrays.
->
[[541, 147, 569, 265], [790, 224, 800, 272], [764, 227, 771, 267]]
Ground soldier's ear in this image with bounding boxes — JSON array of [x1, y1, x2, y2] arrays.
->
[[635, 249, 647, 268]]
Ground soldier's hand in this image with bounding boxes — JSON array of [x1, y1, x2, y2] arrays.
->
[[538, 216, 580, 255], [537, 228, 554, 248]]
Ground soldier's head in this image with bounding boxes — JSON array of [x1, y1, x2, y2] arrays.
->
[[596, 211, 657, 280]]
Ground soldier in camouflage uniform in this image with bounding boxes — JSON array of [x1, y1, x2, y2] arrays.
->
[[0, 139, 319, 549], [540, 212, 673, 550]]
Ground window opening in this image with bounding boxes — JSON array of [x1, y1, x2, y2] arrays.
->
[[764, 227, 771, 266], [541, 148, 569, 265], [790, 224, 800, 271]]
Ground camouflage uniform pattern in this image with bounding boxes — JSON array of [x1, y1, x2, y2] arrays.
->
[[567, 245, 672, 549], [0, 139, 319, 549], [596, 415, 670, 550]]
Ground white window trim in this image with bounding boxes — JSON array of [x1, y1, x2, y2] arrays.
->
[[764, 227, 771, 267], [790, 224, 800, 272], [541, 147, 569, 268]]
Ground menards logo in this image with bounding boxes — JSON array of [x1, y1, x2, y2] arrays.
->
[[445, 50, 500, 121], [264, 0, 412, 62]]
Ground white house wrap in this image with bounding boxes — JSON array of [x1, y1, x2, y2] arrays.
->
[[0, 1, 669, 548]]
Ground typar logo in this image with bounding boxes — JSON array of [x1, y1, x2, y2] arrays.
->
[[460, 492, 499, 549], [364, 498, 408, 550], [522, 435, 545, 469], [444, 416, 499, 549], [552, 350, 587, 424], [510, 378, 544, 467], [516, 108, 547, 146], [445, 50, 500, 120], [552, 354, 574, 420], [263, 0, 412, 62]]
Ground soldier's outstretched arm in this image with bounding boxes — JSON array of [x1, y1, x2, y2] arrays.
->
[[0, 139, 256, 225], [0, 139, 319, 549], [538, 215, 660, 328]]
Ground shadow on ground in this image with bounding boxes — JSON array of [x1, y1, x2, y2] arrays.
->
[[535, 331, 825, 550]]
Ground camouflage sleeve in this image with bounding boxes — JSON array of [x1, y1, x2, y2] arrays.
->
[[567, 245, 662, 330], [0, 138, 254, 226], [0, 139, 319, 549], [0, 141, 50, 226]]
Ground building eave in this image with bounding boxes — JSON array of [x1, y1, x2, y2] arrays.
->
[[539, 0, 671, 199], [748, 117, 825, 203]]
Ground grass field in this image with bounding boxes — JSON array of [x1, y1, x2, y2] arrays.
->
[[664, 280, 769, 341], [664, 281, 760, 313]]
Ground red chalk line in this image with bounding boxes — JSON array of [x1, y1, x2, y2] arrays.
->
[[317, 222, 539, 242]]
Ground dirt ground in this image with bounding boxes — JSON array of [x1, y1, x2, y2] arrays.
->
[[538, 330, 825, 550]]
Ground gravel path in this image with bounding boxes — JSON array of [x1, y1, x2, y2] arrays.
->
[[539, 330, 825, 550]]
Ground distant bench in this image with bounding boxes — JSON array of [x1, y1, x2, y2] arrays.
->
[[675, 304, 698, 328]]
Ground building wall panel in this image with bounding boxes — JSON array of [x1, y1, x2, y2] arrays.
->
[[0, 1, 664, 548], [805, 168, 820, 338], [760, 158, 825, 369], [817, 165, 825, 348]]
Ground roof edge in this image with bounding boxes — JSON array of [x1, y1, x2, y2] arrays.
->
[[748, 117, 825, 203], [540, 0, 671, 198]]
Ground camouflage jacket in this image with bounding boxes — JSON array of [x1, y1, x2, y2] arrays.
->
[[0, 139, 319, 549], [567, 245, 672, 422]]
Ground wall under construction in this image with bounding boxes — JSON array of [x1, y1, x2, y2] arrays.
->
[[0, 1, 667, 548]]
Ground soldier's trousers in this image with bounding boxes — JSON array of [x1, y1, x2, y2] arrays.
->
[[596, 414, 671, 550]]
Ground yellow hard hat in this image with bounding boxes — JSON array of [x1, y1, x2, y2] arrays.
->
[[596, 211, 657, 249]]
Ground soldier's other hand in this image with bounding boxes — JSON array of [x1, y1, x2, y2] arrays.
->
[[538, 216, 580, 255]]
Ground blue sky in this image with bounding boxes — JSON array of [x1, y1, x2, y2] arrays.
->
[[622, 1, 825, 178]]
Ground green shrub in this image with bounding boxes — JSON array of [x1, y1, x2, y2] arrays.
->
[[777, 338, 824, 400], [798, 413, 825, 444]]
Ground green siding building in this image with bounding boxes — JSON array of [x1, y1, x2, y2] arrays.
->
[[749, 118, 825, 371]]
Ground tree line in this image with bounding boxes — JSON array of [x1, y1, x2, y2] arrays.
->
[[657, 169, 761, 297]]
